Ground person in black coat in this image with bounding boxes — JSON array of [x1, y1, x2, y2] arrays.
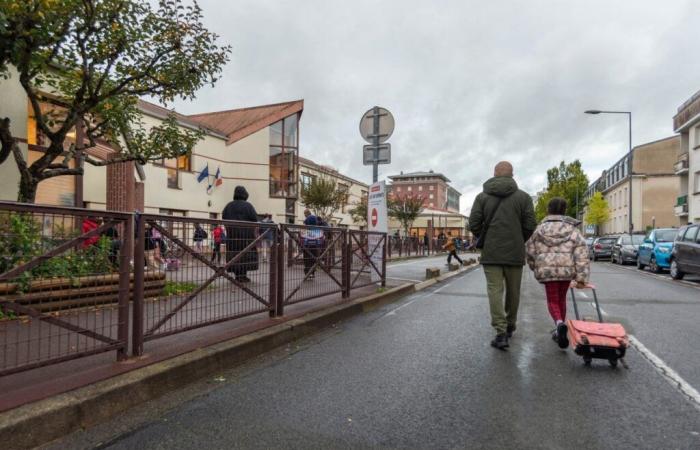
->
[[222, 186, 259, 282]]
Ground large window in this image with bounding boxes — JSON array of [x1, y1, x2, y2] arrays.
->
[[300, 172, 316, 191], [270, 114, 299, 198]]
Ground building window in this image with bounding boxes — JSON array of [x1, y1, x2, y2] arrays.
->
[[209, 212, 218, 219], [418, 186, 423, 191], [300, 172, 316, 191], [429, 185, 434, 191], [396, 186, 401, 192], [160, 154, 191, 189], [407, 186, 412, 191], [429, 194, 434, 199], [694, 172, 700, 194], [270, 114, 299, 198], [429, 202, 434, 207]]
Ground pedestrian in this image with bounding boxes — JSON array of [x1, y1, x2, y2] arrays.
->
[[469, 161, 536, 350], [442, 231, 463, 266], [101, 223, 120, 267], [301, 214, 324, 279], [193, 223, 207, 253], [222, 186, 259, 283], [526, 197, 590, 348], [81, 216, 101, 248], [143, 223, 160, 270], [211, 224, 225, 264], [423, 232, 429, 254]]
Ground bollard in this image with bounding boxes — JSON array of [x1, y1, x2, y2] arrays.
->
[[425, 267, 440, 279]]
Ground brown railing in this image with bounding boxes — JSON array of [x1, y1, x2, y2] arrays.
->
[[0, 202, 132, 376], [0, 202, 388, 374], [386, 236, 473, 259]]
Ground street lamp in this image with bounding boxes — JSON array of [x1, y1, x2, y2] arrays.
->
[[584, 109, 633, 233]]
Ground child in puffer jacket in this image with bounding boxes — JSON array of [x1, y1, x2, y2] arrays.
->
[[526, 197, 590, 348]]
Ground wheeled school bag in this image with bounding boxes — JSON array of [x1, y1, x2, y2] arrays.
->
[[567, 286, 629, 368]]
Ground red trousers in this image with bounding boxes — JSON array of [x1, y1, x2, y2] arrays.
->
[[544, 280, 570, 322]]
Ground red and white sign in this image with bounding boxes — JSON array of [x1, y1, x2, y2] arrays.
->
[[367, 181, 388, 282]]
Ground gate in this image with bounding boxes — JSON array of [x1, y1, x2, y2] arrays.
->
[[349, 230, 386, 289]]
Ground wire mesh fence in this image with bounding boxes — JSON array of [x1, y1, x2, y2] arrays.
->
[[350, 230, 386, 289], [0, 202, 131, 376]]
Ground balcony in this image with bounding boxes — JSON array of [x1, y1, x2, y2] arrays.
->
[[674, 153, 689, 175], [675, 195, 688, 216]]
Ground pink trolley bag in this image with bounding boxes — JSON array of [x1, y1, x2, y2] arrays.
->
[[567, 286, 629, 368]]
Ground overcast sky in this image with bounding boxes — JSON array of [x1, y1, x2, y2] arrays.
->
[[171, 0, 700, 214]]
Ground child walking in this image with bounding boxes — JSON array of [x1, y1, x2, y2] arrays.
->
[[526, 197, 589, 348], [442, 232, 463, 266]]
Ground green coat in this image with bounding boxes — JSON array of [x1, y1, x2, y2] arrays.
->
[[469, 176, 536, 266]]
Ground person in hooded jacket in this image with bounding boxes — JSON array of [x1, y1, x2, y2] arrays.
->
[[526, 197, 590, 348], [469, 161, 537, 350], [222, 186, 259, 282]]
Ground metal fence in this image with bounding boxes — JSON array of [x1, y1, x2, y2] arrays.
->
[[0, 202, 388, 375], [386, 236, 473, 259], [0, 202, 132, 376]]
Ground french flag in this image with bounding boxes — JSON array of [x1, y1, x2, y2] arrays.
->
[[208, 167, 222, 194]]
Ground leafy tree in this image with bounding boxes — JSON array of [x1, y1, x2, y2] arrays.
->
[[536, 160, 589, 221], [301, 176, 349, 224], [0, 0, 230, 202], [388, 193, 424, 236], [348, 196, 368, 226], [584, 192, 610, 235]]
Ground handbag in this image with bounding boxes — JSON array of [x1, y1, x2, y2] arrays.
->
[[475, 194, 508, 249]]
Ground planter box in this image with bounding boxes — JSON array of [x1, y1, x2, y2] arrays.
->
[[0, 271, 166, 313]]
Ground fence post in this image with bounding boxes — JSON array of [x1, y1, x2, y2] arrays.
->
[[381, 234, 387, 288], [268, 226, 278, 317], [132, 213, 145, 356], [276, 225, 285, 316], [342, 230, 350, 298], [116, 215, 133, 361]]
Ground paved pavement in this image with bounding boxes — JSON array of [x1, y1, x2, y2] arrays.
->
[[47, 261, 700, 450], [386, 252, 479, 283]]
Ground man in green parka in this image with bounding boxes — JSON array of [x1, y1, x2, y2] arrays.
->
[[469, 161, 536, 350]]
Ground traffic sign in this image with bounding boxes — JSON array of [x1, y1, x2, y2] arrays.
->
[[359, 107, 394, 144], [363, 144, 391, 165]]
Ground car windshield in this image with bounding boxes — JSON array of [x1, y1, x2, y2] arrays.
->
[[599, 238, 617, 244], [586, 238, 594, 245], [655, 230, 676, 242], [620, 235, 644, 245]]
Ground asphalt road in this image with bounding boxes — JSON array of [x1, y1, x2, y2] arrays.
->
[[48, 261, 700, 450], [386, 252, 479, 283]]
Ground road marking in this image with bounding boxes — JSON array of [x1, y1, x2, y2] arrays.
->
[[578, 291, 589, 298], [629, 335, 700, 411]]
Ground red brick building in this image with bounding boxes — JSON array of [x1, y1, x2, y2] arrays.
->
[[387, 170, 461, 213]]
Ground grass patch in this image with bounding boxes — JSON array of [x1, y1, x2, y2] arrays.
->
[[163, 281, 198, 296]]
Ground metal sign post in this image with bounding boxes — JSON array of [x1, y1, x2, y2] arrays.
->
[[360, 106, 394, 183]]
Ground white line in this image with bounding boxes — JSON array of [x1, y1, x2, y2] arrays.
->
[[578, 291, 589, 298], [629, 335, 700, 411]]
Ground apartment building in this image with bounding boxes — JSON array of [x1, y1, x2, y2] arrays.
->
[[673, 89, 700, 224], [583, 136, 681, 234], [386, 170, 461, 212]]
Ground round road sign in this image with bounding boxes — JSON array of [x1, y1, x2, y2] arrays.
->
[[371, 208, 378, 227], [359, 107, 395, 144]]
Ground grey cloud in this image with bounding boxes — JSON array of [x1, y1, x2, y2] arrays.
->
[[172, 0, 700, 213]]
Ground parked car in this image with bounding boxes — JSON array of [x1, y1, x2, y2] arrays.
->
[[637, 228, 677, 273], [585, 237, 595, 258], [591, 236, 619, 261], [670, 224, 700, 280], [611, 234, 645, 265]]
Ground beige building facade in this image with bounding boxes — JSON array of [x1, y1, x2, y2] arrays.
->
[[673, 89, 700, 224], [298, 157, 368, 229], [583, 136, 682, 235]]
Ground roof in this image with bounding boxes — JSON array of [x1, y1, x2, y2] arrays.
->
[[189, 100, 304, 144], [137, 100, 228, 139], [388, 171, 451, 183], [298, 156, 369, 187]]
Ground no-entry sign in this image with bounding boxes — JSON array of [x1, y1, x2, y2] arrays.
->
[[367, 181, 387, 282]]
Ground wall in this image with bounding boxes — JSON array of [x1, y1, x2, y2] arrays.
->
[[640, 175, 681, 229], [689, 123, 700, 223], [0, 67, 27, 201]]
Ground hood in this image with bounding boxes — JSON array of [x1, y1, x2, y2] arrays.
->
[[233, 186, 249, 201], [656, 242, 673, 248], [306, 215, 318, 226], [483, 176, 518, 198], [533, 215, 579, 246]]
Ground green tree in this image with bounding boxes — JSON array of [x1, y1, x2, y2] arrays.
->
[[348, 196, 368, 226], [301, 177, 349, 224], [537, 160, 589, 220], [0, 0, 230, 202], [388, 194, 424, 236], [584, 192, 610, 235]]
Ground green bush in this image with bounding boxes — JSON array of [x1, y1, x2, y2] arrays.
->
[[0, 212, 116, 291]]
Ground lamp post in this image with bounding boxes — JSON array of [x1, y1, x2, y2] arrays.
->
[[584, 110, 633, 233]]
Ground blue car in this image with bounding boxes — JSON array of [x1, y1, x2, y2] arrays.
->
[[637, 228, 678, 273]]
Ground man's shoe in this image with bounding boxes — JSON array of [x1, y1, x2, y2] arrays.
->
[[506, 324, 516, 338], [490, 334, 509, 350], [556, 322, 569, 349]]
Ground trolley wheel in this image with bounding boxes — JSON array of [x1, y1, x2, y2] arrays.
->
[[608, 358, 618, 368], [583, 356, 592, 366]]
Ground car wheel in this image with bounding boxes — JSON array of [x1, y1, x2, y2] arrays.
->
[[670, 259, 685, 280], [637, 257, 645, 270], [650, 256, 662, 274]]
